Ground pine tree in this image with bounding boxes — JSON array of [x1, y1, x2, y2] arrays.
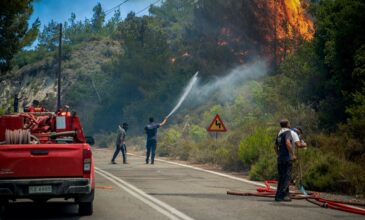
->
[[0, 0, 39, 74]]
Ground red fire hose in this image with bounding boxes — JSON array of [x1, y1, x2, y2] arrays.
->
[[307, 197, 365, 215], [227, 180, 365, 215], [256, 180, 277, 193]]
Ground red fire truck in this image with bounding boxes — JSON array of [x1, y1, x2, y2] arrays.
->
[[0, 108, 95, 215]]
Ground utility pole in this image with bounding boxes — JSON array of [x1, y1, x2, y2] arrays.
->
[[57, 23, 62, 111], [273, 0, 278, 69]]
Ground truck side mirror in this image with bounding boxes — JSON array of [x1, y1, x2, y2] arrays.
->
[[85, 136, 95, 146]]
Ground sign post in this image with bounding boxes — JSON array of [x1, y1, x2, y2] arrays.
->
[[207, 114, 227, 139]]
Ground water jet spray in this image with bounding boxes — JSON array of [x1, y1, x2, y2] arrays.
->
[[166, 72, 199, 119]]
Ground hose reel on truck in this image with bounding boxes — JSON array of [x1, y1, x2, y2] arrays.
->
[[0, 112, 86, 145]]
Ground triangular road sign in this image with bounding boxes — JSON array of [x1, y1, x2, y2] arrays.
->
[[207, 114, 227, 132]]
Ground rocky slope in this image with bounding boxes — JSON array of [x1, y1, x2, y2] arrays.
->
[[0, 39, 120, 113]]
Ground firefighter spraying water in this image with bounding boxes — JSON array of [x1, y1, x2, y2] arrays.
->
[[143, 72, 199, 165]]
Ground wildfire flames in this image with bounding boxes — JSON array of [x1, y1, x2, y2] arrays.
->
[[215, 0, 314, 54], [176, 0, 315, 65], [273, 0, 314, 40]]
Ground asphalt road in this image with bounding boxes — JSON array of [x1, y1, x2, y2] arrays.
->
[[1, 148, 363, 220]]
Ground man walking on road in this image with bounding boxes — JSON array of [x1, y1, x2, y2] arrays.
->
[[145, 117, 167, 164], [274, 119, 304, 202], [111, 122, 128, 164]]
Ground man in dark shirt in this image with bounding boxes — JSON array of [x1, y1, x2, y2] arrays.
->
[[274, 119, 296, 202], [144, 117, 167, 164], [275, 120, 308, 201], [111, 122, 128, 164]]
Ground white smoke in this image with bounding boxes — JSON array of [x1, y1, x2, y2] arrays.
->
[[189, 61, 268, 104]]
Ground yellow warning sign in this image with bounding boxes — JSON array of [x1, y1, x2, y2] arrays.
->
[[207, 114, 227, 132]]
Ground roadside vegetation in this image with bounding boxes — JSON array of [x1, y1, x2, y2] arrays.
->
[[1, 0, 364, 196]]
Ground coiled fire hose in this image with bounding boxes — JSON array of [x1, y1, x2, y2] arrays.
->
[[227, 180, 365, 215], [0, 129, 39, 144], [0, 130, 77, 145]]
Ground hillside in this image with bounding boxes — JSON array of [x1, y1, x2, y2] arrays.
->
[[0, 38, 120, 132]]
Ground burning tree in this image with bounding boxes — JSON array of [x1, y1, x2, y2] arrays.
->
[[184, 0, 314, 71]]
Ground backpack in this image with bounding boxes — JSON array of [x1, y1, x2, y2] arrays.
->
[[275, 130, 291, 160]]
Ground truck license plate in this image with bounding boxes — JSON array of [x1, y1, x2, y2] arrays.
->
[[29, 185, 52, 194]]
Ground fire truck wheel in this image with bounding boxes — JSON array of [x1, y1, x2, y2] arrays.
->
[[78, 201, 93, 215], [0, 199, 7, 214]]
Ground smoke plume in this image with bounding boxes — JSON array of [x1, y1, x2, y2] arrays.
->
[[188, 61, 268, 105]]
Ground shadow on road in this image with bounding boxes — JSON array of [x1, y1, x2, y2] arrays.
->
[[0, 201, 80, 220]]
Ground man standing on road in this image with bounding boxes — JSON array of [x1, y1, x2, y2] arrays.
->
[[145, 117, 167, 164], [111, 122, 128, 164], [274, 119, 305, 202]]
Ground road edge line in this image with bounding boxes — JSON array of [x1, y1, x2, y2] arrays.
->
[[95, 167, 194, 220], [127, 153, 265, 187]]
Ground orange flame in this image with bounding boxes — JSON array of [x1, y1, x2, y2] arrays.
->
[[273, 0, 314, 40]]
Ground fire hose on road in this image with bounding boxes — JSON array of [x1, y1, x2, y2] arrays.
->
[[227, 180, 365, 215]]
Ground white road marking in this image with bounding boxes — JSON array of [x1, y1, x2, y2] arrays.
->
[[95, 167, 194, 220], [128, 153, 266, 187]]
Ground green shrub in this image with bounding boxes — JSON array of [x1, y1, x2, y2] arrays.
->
[[175, 139, 193, 161], [303, 152, 342, 191], [158, 127, 182, 157], [189, 124, 207, 141], [0, 107, 6, 115], [215, 143, 244, 170], [341, 162, 365, 195], [157, 143, 170, 157], [238, 127, 274, 168], [215, 146, 230, 164], [189, 139, 217, 164], [249, 150, 277, 181]]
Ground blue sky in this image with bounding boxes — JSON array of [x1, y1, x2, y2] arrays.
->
[[30, 0, 161, 28]]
